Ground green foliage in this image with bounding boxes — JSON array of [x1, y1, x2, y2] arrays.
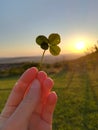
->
[[36, 33, 61, 69], [0, 62, 39, 78]]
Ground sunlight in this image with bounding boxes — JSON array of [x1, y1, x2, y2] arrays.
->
[[75, 41, 85, 51]]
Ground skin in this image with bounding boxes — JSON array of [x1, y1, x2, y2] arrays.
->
[[0, 67, 57, 130]]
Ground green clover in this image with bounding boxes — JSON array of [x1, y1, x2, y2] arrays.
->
[[36, 33, 61, 69]]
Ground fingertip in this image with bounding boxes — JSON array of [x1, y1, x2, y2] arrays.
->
[[43, 77, 54, 89], [27, 67, 38, 75], [20, 67, 38, 83], [48, 91, 58, 104], [37, 71, 47, 84]]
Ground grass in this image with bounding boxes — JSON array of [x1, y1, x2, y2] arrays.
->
[[0, 76, 19, 112], [52, 69, 98, 130], [0, 69, 98, 130]]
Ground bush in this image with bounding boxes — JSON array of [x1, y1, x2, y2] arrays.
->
[[86, 41, 98, 54]]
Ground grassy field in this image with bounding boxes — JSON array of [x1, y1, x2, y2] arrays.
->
[[0, 68, 98, 130], [0, 76, 19, 112], [53, 69, 98, 130]]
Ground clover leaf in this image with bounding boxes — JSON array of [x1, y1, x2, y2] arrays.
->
[[36, 33, 61, 69], [41, 42, 49, 50], [50, 45, 61, 56], [36, 35, 49, 46], [48, 33, 60, 45]]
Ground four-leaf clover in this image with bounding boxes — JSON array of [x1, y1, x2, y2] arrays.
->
[[36, 33, 61, 69]]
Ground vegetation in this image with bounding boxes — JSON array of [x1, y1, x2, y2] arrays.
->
[[86, 41, 98, 54], [0, 62, 64, 78], [53, 68, 98, 130], [0, 51, 98, 129]]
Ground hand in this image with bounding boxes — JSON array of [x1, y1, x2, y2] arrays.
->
[[0, 67, 57, 130]]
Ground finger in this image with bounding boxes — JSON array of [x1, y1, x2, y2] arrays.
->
[[1, 67, 38, 118], [42, 77, 54, 103], [35, 76, 54, 114], [37, 71, 54, 102], [41, 92, 57, 124], [11, 79, 41, 122], [23, 70, 47, 98]]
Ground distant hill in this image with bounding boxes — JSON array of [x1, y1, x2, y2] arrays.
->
[[70, 52, 98, 71], [0, 53, 83, 64]]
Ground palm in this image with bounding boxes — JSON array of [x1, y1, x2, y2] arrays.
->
[[29, 113, 51, 130], [0, 104, 52, 130], [28, 93, 54, 130]]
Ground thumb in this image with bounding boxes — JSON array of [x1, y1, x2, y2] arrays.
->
[[12, 79, 41, 122]]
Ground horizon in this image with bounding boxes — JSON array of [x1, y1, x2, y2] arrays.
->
[[0, 53, 84, 64], [0, 52, 84, 59]]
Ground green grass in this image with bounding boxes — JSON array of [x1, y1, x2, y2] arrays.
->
[[0, 76, 19, 112], [0, 70, 98, 130], [52, 70, 98, 130]]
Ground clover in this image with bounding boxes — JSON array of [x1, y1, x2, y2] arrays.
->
[[36, 33, 61, 69]]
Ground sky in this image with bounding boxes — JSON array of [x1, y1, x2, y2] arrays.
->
[[0, 0, 98, 57]]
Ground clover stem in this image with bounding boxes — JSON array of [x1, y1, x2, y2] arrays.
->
[[39, 50, 46, 70]]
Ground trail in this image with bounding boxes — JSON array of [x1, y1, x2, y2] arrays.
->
[[65, 71, 75, 89], [88, 71, 98, 107], [79, 70, 98, 130]]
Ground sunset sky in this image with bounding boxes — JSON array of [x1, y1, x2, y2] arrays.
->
[[0, 0, 98, 57]]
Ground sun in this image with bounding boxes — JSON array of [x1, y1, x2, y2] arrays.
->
[[75, 41, 85, 51]]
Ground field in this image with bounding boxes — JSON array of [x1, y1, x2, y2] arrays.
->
[[0, 76, 19, 112], [0, 66, 98, 130], [53, 69, 98, 130]]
